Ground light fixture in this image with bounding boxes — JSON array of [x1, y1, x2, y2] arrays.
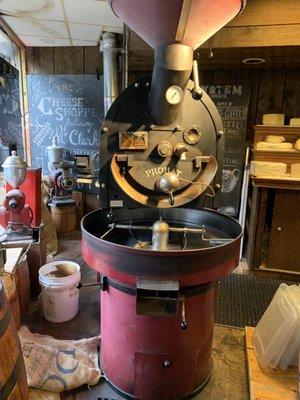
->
[[242, 57, 266, 65]]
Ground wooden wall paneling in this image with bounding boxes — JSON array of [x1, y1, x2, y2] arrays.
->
[[239, 46, 300, 69], [255, 69, 287, 125], [236, 69, 261, 140], [72, 192, 84, 229], [25, 48, 34, 74], [26, 46, 103, 75], [246, 187, 271, 270], [84, 46, 103, 74], [282, 69, 300, 122], [128, 55, 154, 73], [198, 69, 214, 85], [85, 194, 100, 213], [53, 47, 84, 74], [196, 47, 242, 70], [267, 190, 300, 272], [128, 70, 151, 84], [128, 71, 138, 85], [26, 47, 54, 74], [131, 44, 300, 71], [210, 25, 300, 48], [213, 69, 237, 85], [20, 48, 31, 165], [246, 186, 260, 269], [26, 47, 104, 75], [229, 0, 300, 27], [252, 188, 269, 268]]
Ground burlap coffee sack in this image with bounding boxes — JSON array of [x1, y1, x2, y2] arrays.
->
[[19, 326, 101, 392]]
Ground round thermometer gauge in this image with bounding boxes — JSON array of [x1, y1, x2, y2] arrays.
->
[[165, 85, 183, 105]]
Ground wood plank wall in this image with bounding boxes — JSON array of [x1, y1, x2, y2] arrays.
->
[[25, 46, 300, 212], [26, 47, 300, 142], [26, 46, 102, 75]]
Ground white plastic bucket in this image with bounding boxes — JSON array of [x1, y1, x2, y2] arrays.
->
[[39, 260, 81, 323]]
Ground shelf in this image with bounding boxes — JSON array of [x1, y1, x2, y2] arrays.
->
[[251, 148, 300, 166], [251, 175, 300, 190], [254, 125, 300, 135], [253, 126, 300, 154], [253, 149, 298, 154]]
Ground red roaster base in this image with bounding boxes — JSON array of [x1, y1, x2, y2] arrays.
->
[[82, 208, 242, 400], [100, 284, 215, 399]]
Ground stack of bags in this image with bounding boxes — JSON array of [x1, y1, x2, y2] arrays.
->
[[253, 283, 300, 370]]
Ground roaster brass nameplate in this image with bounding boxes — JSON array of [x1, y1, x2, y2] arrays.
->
[[119, 131, 148, 150]]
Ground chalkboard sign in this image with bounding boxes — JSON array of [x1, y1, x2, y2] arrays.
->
[[202, 85, 250, 217], [27, 74, 104, 175], [0, 71, 24, 165]]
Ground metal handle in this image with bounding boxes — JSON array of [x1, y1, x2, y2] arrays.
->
[[192, 60, 202, 99], [107, 223, 205, 234], [180, 296, 188, 330], [77, 282, 101, 288], [77, 276, 108, 291], [168, 191, 175, 206]]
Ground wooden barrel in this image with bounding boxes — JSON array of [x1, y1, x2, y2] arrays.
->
[[4, 250, 30, 321], [50, 205, 77, 237], [0, 279, 29, 400], [14, 258, 30, 320], [0, 273, 20, 330]]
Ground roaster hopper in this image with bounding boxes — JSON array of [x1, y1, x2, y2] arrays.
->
[[81, 1, 246, 398]]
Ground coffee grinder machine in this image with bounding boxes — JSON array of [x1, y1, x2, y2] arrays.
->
[[47, 137, 76, 207], [0, 151, 32, 240]]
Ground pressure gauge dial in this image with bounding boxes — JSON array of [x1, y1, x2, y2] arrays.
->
[[165, 85, 183, 105]]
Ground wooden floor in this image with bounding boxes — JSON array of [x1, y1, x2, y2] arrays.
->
[[26, 234, 249, 400], [245, 327, 298, 400]]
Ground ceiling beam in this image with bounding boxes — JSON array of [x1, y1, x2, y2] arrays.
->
[[204, 24, 300, 49], [228, 0, 300, 27], [0, 16, 25, 48]]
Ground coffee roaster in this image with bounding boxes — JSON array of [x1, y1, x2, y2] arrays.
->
[[81, 1, 246, 398]]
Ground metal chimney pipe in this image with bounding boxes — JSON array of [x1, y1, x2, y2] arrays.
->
[[122, 24, 130, 90], [100, 32, 119, 115], [149, 44, 193, 126]]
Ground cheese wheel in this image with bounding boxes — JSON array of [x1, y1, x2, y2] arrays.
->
[[262, 114, 285, 126], [290, 118, 300, 127], [250, 161, 287, 177], [265, 135, 285, 143], [295, 139, 300, 151], [291, 164, 300, 178], [256, 141, 293, 150]]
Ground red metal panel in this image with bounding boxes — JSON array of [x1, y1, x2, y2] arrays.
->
[[82, 232, 240, 286], [134, 349, 198, 399], [100, 285, 214, 398], [82, 209, 241, 398], [6, 168, 41, 227]]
